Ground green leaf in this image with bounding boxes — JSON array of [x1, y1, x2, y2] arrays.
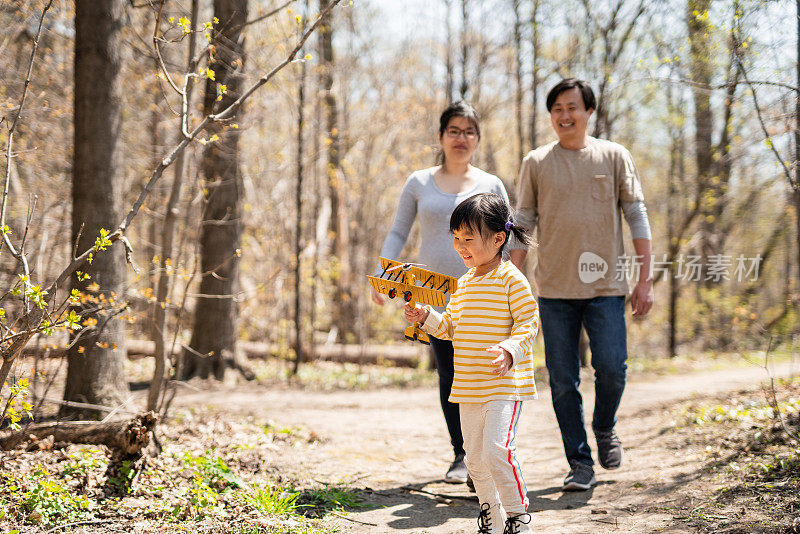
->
[[93, 228, 112, 252], [25, 284, 48, 309], [65, 310, 83, 331]]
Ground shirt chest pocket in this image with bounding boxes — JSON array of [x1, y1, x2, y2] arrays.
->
[[591, 174, 613, 202]]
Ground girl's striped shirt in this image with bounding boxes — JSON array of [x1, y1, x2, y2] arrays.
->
[[422, 260, 539, 403]]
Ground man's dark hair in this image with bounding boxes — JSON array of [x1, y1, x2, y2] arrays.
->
[[545, 79, 596, 112]]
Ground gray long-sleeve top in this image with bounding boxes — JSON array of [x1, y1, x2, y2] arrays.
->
[[378, 167, 513, 280]]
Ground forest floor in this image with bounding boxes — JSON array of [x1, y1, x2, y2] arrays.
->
[[3, 352, 800, 533]]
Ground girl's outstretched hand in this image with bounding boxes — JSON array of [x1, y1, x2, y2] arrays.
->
[[371, 288, 386, 305], [404, 303, 430, 325], [487, 345, 513, 377]]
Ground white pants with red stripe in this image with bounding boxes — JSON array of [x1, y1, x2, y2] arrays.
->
[[460, 400, 529, 515]]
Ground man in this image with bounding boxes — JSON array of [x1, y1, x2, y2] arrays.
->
[[510, 78, 654, 491]]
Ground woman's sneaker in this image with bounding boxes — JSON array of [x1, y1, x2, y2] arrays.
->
[[595, 428, 623, 469], [562, 461, 596, 491], [503, 513, 532, 534], [445, 452, 468, 483], [477, 502, 506, 534]]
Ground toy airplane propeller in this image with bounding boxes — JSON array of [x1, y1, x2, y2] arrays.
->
[[367, 257, 459, 345]]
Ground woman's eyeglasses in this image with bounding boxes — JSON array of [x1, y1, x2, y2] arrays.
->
[[445, 127, 478, 139]]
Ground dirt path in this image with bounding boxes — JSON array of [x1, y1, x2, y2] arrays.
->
[[176, 361, 795, 533]]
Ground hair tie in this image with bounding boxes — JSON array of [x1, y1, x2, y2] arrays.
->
[[504, 221, 514, 232]]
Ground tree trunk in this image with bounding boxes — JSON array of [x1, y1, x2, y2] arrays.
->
[[459, 0, 469, 99], [666, 80, 683, 358], [182, 0, 248, 380], [704, 5, 742, 259], [310, 36, 322, 354], [795, 190, 800, 301], [668, 263, 678, 358], [688, 0, 722, 350], [688, 0, 712, 178], [691, 1, 743, 349], [795, 0, 800, 290], [148, 0, 200, 410], [530, 0, 540, 150], [144, 89, 161, 275], [444, 0, 454, 102], [319, 0, 354, 341], [688, 0, 714, 275], [65, 0, 128, 419], [512, 0, 524, 163], [293, 6, 308, 373]]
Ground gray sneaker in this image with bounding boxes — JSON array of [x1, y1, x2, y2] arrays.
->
[[445, 453, 468, 483], [562, 461, 596, 491], [595, 429, 623, 470]]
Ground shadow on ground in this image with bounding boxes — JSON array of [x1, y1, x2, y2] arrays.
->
[[350, 478, 599, 531]]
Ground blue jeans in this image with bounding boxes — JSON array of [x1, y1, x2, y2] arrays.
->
[[538, 296, 628, 468], [429, 335, 465, 458]]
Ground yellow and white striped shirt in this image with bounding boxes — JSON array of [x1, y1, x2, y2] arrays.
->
[[422, 261, 539, 403]]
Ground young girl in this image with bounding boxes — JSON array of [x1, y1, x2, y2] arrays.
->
[[373, 101, 514, 486], [405, 193, 538, 534]]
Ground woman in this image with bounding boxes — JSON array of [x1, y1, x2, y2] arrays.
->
[[372, 101, 515, 485]]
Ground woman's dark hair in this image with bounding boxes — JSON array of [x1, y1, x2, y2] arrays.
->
[[450, 193, 532, 255], [438, 100, 481, 140], [436, 101, 480, 165], [545, 78, 596, 112]]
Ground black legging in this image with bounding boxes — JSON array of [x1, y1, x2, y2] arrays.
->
[[429, 335, 465, 457]]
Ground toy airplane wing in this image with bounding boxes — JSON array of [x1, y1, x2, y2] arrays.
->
[[377, 257, 459, 295], [366, 275, 448, 307], [408, 265, 459, 295]]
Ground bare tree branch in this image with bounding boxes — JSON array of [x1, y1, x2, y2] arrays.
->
[[0, 0, 52, 276], [0, 0, 346, 378], [736, 57, 798, 191]]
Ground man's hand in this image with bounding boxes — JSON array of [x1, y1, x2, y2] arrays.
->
[[371, 288, 386, 306], [509, 249, 527, 270], [631, 280, 653, 317], [487, 345, 513, 377], [404, 303, 429, 325]]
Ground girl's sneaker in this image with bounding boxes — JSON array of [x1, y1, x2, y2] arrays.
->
[[477, 502, 507, 534], [503, 513, 532, 534]]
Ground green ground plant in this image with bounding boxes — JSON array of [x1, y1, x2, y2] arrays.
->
[[20, 467, 95, 526], [673, 378, 800, 531], [183, 450, 246, 491], [62, 447, 108, 479], [243, 482, 302, 515], [295, 484, 369, 519], [0, 427, 354, 532]]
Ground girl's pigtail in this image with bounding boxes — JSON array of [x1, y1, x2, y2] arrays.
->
[[510, 224, 532, 248]]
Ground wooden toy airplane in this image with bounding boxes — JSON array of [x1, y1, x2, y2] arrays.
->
[[367, 257, 459, 345]]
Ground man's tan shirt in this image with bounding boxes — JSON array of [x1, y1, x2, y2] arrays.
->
[[515, 137, 645, 299]]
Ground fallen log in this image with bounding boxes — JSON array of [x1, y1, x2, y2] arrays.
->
[[0, 411, 157, 453], [21, 339, 426, 367]]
